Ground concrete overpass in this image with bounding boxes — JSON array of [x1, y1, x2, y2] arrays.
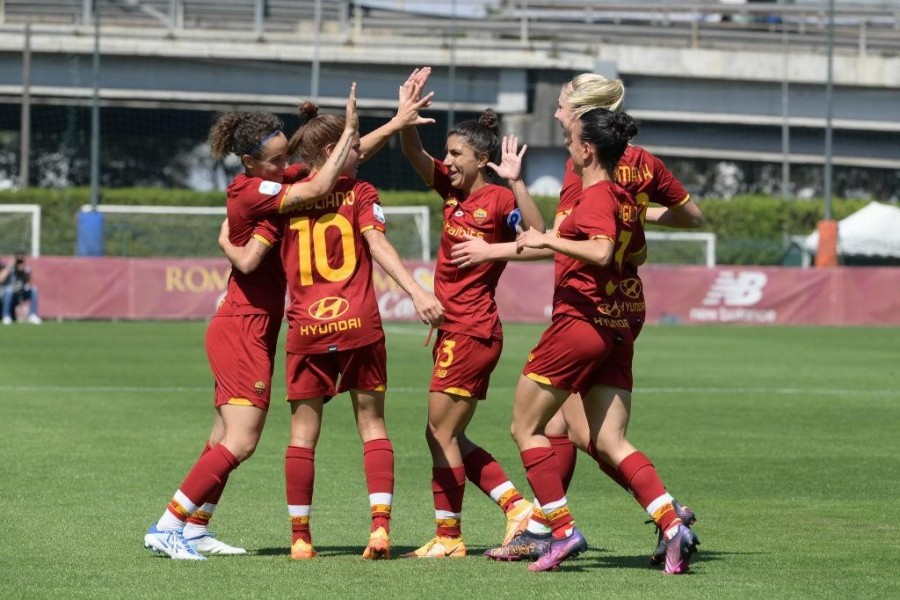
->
[[0, 1, 898, 192]]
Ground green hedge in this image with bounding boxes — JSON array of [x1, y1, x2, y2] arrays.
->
[[0, 188, 870, 264]]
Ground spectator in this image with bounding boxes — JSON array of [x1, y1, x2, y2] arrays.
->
[[2, 252, 42, 325]]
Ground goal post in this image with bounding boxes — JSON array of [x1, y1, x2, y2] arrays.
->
[[0, 204, 41, 257], [78, 204, 431, 260], [645, 231, 716, 267]]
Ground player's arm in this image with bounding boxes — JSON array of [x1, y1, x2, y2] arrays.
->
[[280, 83, 358, 212], [645, 198, 704, 228], [450, 210, 568, 267], [363, 228, 444, 326], [218, 219, 273, 274], [516, 226, 614, 267], [399, 119, 437, 185], [359, 67, 436, 162]]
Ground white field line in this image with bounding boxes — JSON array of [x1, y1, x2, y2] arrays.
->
[[0, 384, 894, 397]]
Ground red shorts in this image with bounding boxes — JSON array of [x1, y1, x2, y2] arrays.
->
[[593, 340, 635, 392], [206, 313, 281, 411], [285, 339, 387, 401], [523, 315, 624, 397], [429, 330, 502, 400]]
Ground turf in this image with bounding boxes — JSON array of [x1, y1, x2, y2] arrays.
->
[[1, 322, 898, 599]]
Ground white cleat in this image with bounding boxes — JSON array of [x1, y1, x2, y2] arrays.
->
[[144, 525, 206, 560], [2, 316, 11, 325], [186, 532, 247, 555], [26, 314, 43, 325]]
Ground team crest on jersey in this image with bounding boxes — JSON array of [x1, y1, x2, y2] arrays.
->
[[254, 381, 266, 395], [258, 180, 282, 196], [473, 208, 488, 224], [308, 296, 350, 320]]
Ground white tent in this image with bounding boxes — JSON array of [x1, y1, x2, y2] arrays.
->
[[804, 202, 900, 259]]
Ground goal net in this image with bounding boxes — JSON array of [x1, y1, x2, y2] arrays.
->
[[78, 204, 431, 260], [0, 204, 41, 257], [645, 231, 716, 267]]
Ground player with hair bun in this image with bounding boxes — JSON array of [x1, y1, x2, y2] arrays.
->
[[454, 73, 700, 572], [143, 85, 360, 561], [220, 98, 443, 562], [504, 107, 694, 572], [397, 107, 545, 558]]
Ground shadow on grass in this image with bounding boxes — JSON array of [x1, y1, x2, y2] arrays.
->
[[254, 545, 425, 558], [593, 548, 748, 570]]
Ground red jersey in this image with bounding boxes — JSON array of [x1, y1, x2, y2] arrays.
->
[[428, 159, 520, 340], [557, 147, 685, 330], [553, 180, 644, 333], [217, 163, 309, 317], [260, 175, 386, 354], [558, 146, 690, 219]]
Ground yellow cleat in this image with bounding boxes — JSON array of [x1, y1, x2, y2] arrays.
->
[[502, 500, 533, 546], [362, 527, 391, 560], [290, 538, 318, 561], [401, 536, 467, 558]]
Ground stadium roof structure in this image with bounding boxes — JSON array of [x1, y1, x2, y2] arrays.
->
[[804, 202, 900, 258]]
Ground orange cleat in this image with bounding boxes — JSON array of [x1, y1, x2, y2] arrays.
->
[[401, 536, 467, 558], [503, 500, 533, 545], [362, 527, 391, 560], [290, 538, 317, 561]]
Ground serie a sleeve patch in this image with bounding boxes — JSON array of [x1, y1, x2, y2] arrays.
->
[[372, 203, 386, 224], [258, 180, 282, 196]]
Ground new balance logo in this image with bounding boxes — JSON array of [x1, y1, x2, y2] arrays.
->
[[701, 271, 767, 307]]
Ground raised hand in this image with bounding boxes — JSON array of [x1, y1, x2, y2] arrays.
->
[[396, 67, 436, 127], [487, 135, 527, 182], [344, 82, 359, 132]]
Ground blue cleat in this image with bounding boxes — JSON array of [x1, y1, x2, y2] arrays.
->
[[484, 530, 550, 562]]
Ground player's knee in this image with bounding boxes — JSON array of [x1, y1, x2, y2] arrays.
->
[[223, 435, 260, 462]]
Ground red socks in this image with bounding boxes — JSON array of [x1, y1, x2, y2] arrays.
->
[[432, 466, 466, 538], [363, 438, 394, 532]]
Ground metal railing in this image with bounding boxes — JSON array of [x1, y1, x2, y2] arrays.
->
[[1, 1, 897, 55]]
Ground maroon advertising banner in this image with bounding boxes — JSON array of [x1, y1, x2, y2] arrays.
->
[[26, 258, 900, 326]]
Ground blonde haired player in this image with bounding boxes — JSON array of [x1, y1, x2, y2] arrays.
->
[[452, 73, 701, 573]]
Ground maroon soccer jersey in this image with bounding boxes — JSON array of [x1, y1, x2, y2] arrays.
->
[[558, 147, 689, 217], [428, 159, 519, 340], [260, 175, 386, 354], [217, 163, 310, 318], [553, 179, 644, 332]]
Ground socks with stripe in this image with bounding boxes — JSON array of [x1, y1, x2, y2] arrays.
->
[[521, 447, 574, 539], [363, 438, 394, 532], [462, 446, 524, 514], [618, 451, 681, 533], [286, 445, 316, 544], [432, 466, 466, 538], [156, 444, 239, 532]]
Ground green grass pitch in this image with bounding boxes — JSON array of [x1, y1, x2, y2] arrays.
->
[[1, 322, 898, 599]]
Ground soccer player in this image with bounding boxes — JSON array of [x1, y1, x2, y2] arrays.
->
[[508, 107, 660, 572], [396, 109, 545, 558], [453, 74, 700, 569], [220, 100, 443, 561], [143, 84, 360, 560]]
